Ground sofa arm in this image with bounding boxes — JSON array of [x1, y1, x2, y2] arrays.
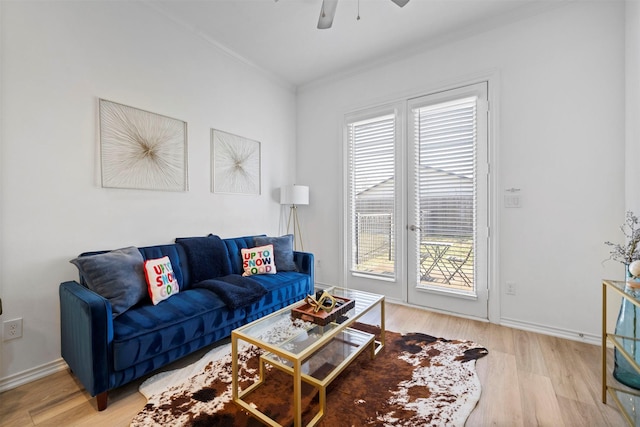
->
[[59, 281, 113, 397], [293, 251, 315, 292]]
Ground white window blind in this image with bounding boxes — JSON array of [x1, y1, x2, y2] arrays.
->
[[412, 97, 477, 287], [347, 114, 396, 278]]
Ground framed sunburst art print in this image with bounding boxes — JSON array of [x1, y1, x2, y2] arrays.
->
[[99, 99, 188, 192], [211, 129, 261, 195]]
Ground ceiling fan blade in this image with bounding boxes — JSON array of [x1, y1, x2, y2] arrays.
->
[[391, 0, 409, 7], [318, 0, 338, 29]]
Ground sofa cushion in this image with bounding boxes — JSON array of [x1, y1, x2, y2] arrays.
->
[[138, 244, 185, 290], [193, 275, 267, 309], [223, 235, 265, 275], [144, 256, 179, 305], [70, 247, 147, 318], [111, 289, 245, 371], [254, 235, 298, 271], [244, 271, 313, 322], [176, 235, 231, 283]]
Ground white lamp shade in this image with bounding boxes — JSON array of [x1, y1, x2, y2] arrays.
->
[[280, 185, 309, 205]]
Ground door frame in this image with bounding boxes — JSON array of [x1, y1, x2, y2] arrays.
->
[[340, 71, 501, 324]]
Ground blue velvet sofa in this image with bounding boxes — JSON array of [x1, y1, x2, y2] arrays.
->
[[59, 234, 314, 410]]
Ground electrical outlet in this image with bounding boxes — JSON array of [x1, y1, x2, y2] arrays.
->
[[506, 281, 517, 295], [504, 195, 522, 208], [3, 318, 23, 341]]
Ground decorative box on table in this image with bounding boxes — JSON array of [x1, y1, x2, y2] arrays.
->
[[291, 296, 355, 326]]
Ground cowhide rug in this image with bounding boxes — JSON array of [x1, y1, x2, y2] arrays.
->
[[131, 325, 488, 427]]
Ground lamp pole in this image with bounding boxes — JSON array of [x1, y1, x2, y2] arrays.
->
[[287, 204, 304, 251]]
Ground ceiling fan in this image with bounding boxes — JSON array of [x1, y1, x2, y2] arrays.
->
[[318, 0, 410, 29]]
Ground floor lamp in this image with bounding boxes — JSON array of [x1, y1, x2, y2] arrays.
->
[[280, 185, 309, 251]]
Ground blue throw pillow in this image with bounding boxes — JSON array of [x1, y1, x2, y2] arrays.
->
[[70, 246, 147, 318], [175, 235, 232, 283], [254, 234, 298, 271]]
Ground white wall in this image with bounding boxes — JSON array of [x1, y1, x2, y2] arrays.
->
[[627, 1, 640, 214], [297, 1, 625, 340], [0, 1, 297, 385]]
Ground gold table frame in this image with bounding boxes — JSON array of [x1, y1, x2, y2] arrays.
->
[[231, 287, 385, 427], [601, 279, 640, 426]]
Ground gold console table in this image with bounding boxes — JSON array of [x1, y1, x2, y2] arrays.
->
[[602, 279, 640, 426]]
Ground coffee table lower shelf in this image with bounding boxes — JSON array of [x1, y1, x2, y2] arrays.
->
[[234, 327, 379, 427]]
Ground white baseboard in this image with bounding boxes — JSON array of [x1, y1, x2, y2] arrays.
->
[[392, 301, 602, 346], [390, 299, 601, 346], [315, 282, 603, 346], [0, 358, 68, 393], [500, 317, 601, 346]]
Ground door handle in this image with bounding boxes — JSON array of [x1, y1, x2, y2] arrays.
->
[[409, 225, 421, 231]]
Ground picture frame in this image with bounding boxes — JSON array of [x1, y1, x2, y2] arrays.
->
[[99, 99, 188, 192], [211, 129, 261, 195]]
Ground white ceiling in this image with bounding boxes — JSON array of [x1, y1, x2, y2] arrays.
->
[[149, 0, 565, 88]]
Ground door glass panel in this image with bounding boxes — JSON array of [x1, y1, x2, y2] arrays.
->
[[412, 97, 477, 294], [347, 114, 396, 279]]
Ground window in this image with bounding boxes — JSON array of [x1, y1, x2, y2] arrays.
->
[[347, 113, 396, 278]]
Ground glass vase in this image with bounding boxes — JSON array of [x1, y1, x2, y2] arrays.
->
[[613, 272, 640, 390]]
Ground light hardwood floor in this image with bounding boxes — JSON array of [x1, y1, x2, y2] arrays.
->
[[0, 302, 629, 426]]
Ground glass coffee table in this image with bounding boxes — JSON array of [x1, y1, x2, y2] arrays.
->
[[231, 286, 385, 427]]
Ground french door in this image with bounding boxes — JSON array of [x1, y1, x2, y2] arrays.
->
[[406, 83, 489, 318], [344, 82, 490, 319]]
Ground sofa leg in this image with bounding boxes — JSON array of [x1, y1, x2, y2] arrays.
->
[[96, 392, 108, 411]]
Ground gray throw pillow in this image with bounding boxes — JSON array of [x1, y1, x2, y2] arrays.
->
[[254, 235, 298, 271], [70, 246, 147, 318]]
